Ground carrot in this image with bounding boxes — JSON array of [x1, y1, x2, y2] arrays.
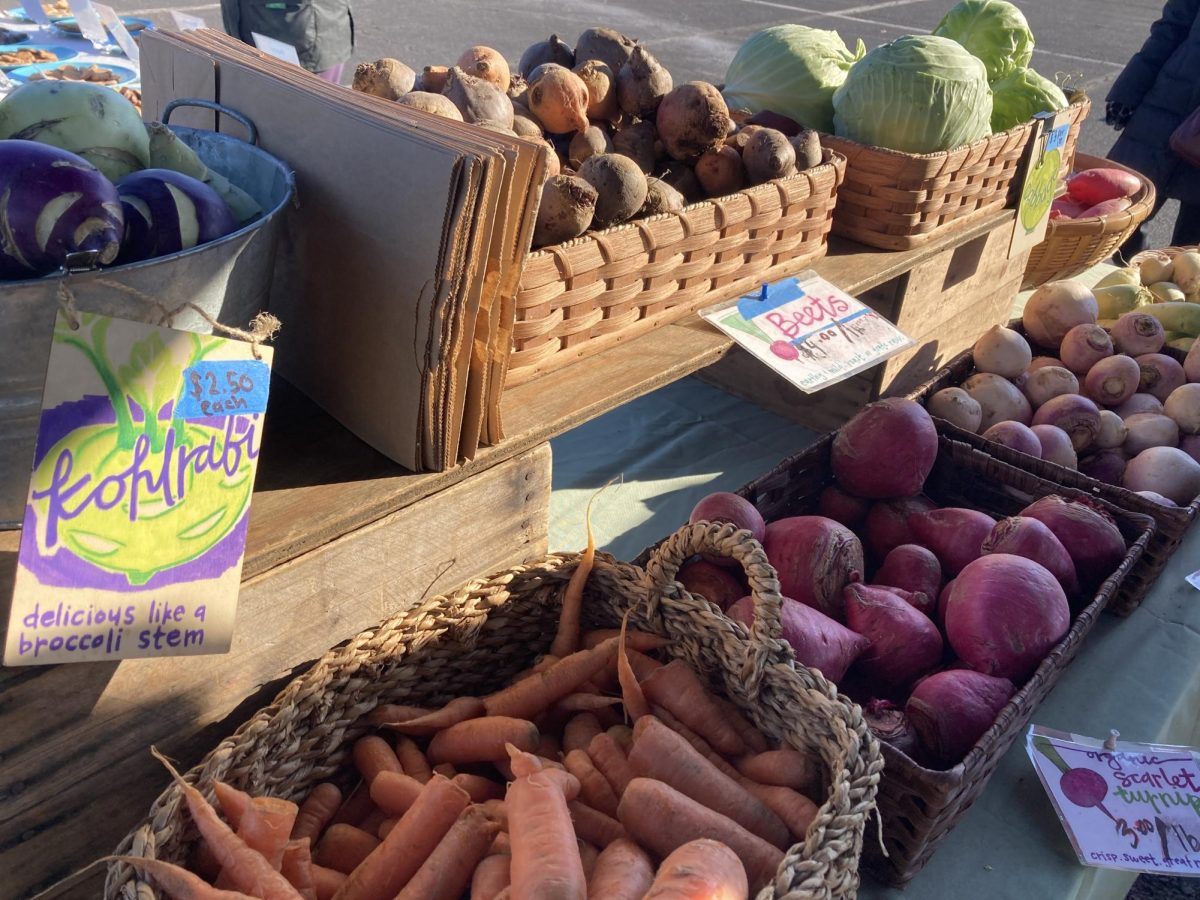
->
[[332, 774, 469, 900], [292, 783, 343, 842], [504, 742, 544, 778], [192, 841, 223, 883], [313, 824, 380, 874], [537, 731, 562, 761], [367, 770, 425, 817], [366, 704, 431, 727], [617, 778, 783, 894], [381, 696, 487, 736], [453, 773, 506, 803], [567, 800, 627, 847], [592, 705, 623, 729], [494, 890, 511, 900], [507, 768, 587, 900], [105, 855, 257, 899], [311, 865, 346, 900], [606, 726, 633, 752], [394, 736, 432, 784], [549, 494, 596, 659], [711, 694, 769, 754], [581, 629, 671, 652], [394, 805, 499, 900], [563, 749, 619, 818], [628, 717, 789, 849], [586, 733, 635, 797], [429, 716, 540, 765], [352, 736, 403, 784], [563, 713, 604, 754], [479, 799, 508, 830], [150, 749, 302, 900], [358, 807, 388, 837], [735, 750, 821, 797], [641, 661, 747, 757], [213, 781, 253, 830], [375, 818, 397, 839], [470, 851, 511, 900], [617, 614, 651, 721], [329, 781, 375, 828], [740, 782, 818, 841], [433, 763, 458, 778], [649, 705, 742, 781], [483, 639, 620, 720], [215, 794, 301, 888], [585, 838, 655, 900], [642, 838, 749, 900], [622, 647, 664, 682], [281, 839, 318, 900], [550, 693, 622, 716], [578, 841, 600, 881]]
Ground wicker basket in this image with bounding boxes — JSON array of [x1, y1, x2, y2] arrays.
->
[[106, 522, 883, 900], [506, 151, 846, 385], [907, 345, 1196, 616], [1128, 243, 1200, 273], [1021, 153, 1157, 289], [735, 433, 1154, 886]]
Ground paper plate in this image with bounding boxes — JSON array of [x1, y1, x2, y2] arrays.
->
[[53, 14, 152, 35], [0, 42, 76, 69], [9, 59, 137, 86], [4, 5, 70, 22]]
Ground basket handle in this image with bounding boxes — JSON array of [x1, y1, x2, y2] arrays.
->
[[641, 521, 790, 691], [162, 99, 259, 145]]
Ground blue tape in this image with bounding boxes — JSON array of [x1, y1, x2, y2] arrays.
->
[[177, 360, 271, 419]]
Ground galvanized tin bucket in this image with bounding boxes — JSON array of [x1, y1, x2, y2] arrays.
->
[[0, 100, 296, 527]]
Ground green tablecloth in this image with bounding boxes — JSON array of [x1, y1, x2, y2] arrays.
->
[[548, 376, 1200, 900]]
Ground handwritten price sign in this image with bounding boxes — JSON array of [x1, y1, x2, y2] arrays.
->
[[178, 360, 270, 419], [1028, 725, 1200, 876]]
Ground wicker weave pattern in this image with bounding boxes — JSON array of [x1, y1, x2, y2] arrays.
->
[[107, 522, 883, 900], [507, 152, 846, 385]]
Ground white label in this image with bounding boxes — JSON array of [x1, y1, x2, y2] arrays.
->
[[251, 31, 300, 65], [170, 10, 205, 30], [93, 2, 137, 62], [0, 68, 12, 90], [19, 0, 52, 25], [66, 0, 110, 48], [1186, 569, 1200, 592]]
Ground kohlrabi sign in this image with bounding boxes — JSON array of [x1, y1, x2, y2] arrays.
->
[[5, 311, 272, 665]]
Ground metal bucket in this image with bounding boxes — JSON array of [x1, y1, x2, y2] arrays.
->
[[0, 100, 296, 527]]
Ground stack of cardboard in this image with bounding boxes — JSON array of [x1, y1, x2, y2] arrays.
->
[[139, 29, 545, 470]]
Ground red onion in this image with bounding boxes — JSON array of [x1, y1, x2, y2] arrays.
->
[[1028, 356, 1066, 372], [832, 399, 938, 499], [1136, 353, 1187, 402], [1031, 394, 1101, 451], [864, 698, 924, 760], [1022, 366, 1079, 409], [690, 491, 766, 568], [1021, 495, 1127, 591], [945, 554, 1070, 681], [1095, 409, 1129, 449], [1022, 280, 1099, 347], [1031, 424, 1078, 469], [874, 544, 942, 603], [763, 516, 863, 620], [1123, 413, 1180, 456], [927, 387, 983, 433], [818, 484, 870, 530], [962, 373, 1033, 431], [1110, 312, 1166, 356], [1079, 450, 1127, 486], [1124, 446, 1200, 505], [982, 420, 1042, 457], [973, 325, 1032, 378], [1181, 434, 1200, 464], [981, 516, 1079, 597], [1165, 384, 1200, 434], [844, 582, 943, 690], [727, 594, 868, 683], [908, 507, 996, 576], [677, 559, 746, 611], [1059, 324, 1114, 375], [1115, 392, 1164, 419], [1084, 355, 1141, 408], [865, 496, 937, 562], [906, 670, 1015, 767]]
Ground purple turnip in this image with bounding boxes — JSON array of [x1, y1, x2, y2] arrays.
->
[[1084, 355, 1141, 408], [1110, 312, 1165, 356], [1032, 424, 1078, 469], [1135, 353, 1187, 402], [1079, 450, 1127, 486], [1115, 392, 1164, 419], [982, 420, 1042, 457], [1123, 413, 1180, 456], [1059, 323, 1114, 375], [1031, 394, 1101, 451], [1094, 410, 1129, 449]]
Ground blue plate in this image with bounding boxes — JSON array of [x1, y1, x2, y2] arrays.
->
[[53, 14, 152, 35], [0, 43, 76, 69], [4, 5, 71, 21], [9, 59, 137, 85]]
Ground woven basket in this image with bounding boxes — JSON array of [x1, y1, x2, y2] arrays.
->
[[735, 432, 1154, 886], [1128, 243, 1200, 273], [1021, 153, 1157, 289], [506, 151, 846, 385], [907, 343, 1195, 615], [106, 522, 883, 900]]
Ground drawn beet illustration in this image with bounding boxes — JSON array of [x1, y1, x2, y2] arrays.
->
[[1033, 736, 1116, 820]]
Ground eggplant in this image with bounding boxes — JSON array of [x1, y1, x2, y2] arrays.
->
[[115, 168, 237, 264]]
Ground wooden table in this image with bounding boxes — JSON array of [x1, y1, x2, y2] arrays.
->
[[0, 208, 1021, 899]]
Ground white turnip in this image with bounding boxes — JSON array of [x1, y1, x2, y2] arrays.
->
[[1022, 280, 1098, 348], [1123, 413, 1180, 456], [962, 373, 1032, 430], [1164, 383, 1200, 434], [973, 325, 1032, 378], [927, 387, 983, 432], [1022, 366, 1079, 409], [1095, 409, 1129, 449], [1124, 446, 1200, 505]]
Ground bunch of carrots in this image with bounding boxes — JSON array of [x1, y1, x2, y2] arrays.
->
[[112, 528, 823, 900]]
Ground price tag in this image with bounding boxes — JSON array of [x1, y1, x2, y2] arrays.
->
[[1028, 725, 1200, 876], [1011, 110, 1072, 258], [66, 0, 110, 48], [170, 9, 206, 30], [18, 0, 52, 26], [4, 311, 273, 666], [700, 271, 915, 394], [251, 31, 300, 65], [92, 2, 137, 62]]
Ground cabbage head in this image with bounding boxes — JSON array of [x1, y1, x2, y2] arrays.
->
[[832, 35, 993, 154], [933, 0, 1035, 82], [722, 25, 867, 133], [989, 67, 1068, 132]]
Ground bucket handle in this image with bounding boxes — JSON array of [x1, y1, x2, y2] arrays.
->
[[162, 99, 259, 146]]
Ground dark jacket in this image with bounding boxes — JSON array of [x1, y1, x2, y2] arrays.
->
[[222, 0, 354, 74], [1107, 0, 1200, 202]]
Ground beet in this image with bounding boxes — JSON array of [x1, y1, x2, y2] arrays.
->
[[936, 578, 955, 631], [832, 399, 939, 499], [1020, 495, 1127, 592], [869, 583, 935, 618], [981, 516, 1080, 598], [907, 507, 996, 576], [689, 491, 766, 568], [763, 516, 863, 619], [677, 558, 746, 611], [906, 669, 1015, 767], [727, 594, 868, 683], [1060, 767, 1109, 807], [1079, 450, 1127, 486], [864, 496, 937, 562], [818, 484, 870, 530], [844, 582, 943, 690], [873, 543, 942, 604], [863, 698, 924, 760]]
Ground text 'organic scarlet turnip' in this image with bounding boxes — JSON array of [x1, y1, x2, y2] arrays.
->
[[831, 398, 938, 499]]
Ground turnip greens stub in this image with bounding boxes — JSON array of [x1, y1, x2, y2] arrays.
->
[[4, 311, 273, 666]]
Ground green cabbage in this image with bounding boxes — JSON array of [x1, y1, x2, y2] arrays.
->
[[722, 25, 866, 133], [989, 67, 1068, 132], [933, 0, 1035, 82], [832, 35, 993, 154]]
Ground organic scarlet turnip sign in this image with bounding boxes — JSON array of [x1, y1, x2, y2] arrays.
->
[[4, 311, 272, 666], [700, 272, 913, 393], [1027, 725, 1200, 876]]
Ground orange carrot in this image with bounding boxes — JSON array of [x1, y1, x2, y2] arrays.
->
[[394, 736, 432, 784], [740, 782, 818, 841], [642, 838, 749, 900], [507, 769, 586, 900], [281, 839, 317, 900], [394, 805, 499, 900], [549, 495, 596, 659], [606, 726, 633, 752], [428, 716, 540, 765], [375, 818, 397, 840], [215, 794, 300, 888], [628, 717, 789, 849], [537, 730, 562, 761], [622, 648, 664, 681], [494, 890, 511, 900], [150, 749, 302, 900], [366, 704, 431, 727], [578, 841, 600, 881], [483, 639, 620, 720], [581, 629, 671, 652], [352, 736, 403, 785], [550, 693, 623, 716], [735, 750, 821, 797], [213, 782, 253, 830], [567, 800, 627, 847], [433, 763, 458, 779], [641, 661, 747, 757], [329, 781, 375, 828], [470, 852, 511, 900], [711, 694, 770, 754], [563, 713, 604, 754], [649, 705, 742, 781], [453, 773, 505, 803], [381, 696, 487, 737], [617, 614, 651, 721], [585, 839, 655, 900], [313, 824, 379, 874], [357, 808, 387, 837], [368, 770, 425, 816], [488, 829, 511, 855], [311, 865, 346, 900], [292, 783, 343, 842], [332, 774, 469, 900], [617, 778, 783, 893], [106, 855, 257, 899], [563, 749, 619, 818], [586, 733, 635, 797]]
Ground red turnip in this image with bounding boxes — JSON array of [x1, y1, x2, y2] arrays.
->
[[844, 582, 943, 690], [727, 594, 868, 683], [908, 507, 997, 576], [1123, 413, 1180, 456], [865, 496, 938, 562], [1136, 353, 1187, 402], [874, 544, 942, 603], [1032, 424, 1078, 469], [963, 373, 1033, 430], [1079, 450, 1127, 486], [1022, 280, 1098, 348], [1022, 366, 1079, 409], [906, 669, 1015, 767], [1021, 495, 1127, 591], [982, 421, 1042, 457], [763, 516, 863, 619], [831, 399, 938, 499], [1110, 312, 1165, 356], [690, 491, 766, 568], [927, 387, 983, 433], [1059, 324, 1113, 375], [677, 559, 746, 611], [1165, 383, 1200, 434], [863, 698, 924, 760], [981, 516, 1079, 597], [1124, 446, 1200, 505], [1032, 393, 1102, 451], [1084, 356, 1141, 408], [818, 484, 870, 530], [945, 554, 1070, 681], [1067, 168, 1142, 206], [973, 325, 1032, 378]]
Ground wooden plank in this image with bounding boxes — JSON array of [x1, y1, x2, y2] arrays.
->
[[0, 444, 551, 900]]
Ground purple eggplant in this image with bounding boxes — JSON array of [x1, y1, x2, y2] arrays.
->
[[0, 139, 124, 280], [115, 168, 236, 264]]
